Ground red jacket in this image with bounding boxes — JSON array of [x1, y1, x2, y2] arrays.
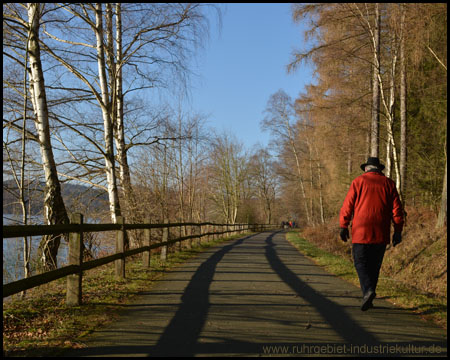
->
[[340, 171, 404, 244]]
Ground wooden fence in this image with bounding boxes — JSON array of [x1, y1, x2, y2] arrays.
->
[[3, 214, 277, 305]]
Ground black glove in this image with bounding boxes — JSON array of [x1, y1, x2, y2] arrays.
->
[[340, 228, 349, 242], [392, 232, 402, 247]]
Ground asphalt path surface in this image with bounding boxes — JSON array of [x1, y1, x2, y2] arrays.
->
[[63, 231, 447, 357]]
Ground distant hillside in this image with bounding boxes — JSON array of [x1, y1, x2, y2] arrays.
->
[[3, 180, 109, 216]]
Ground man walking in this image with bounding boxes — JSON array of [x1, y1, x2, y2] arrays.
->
[[339, 157, 404, 311]]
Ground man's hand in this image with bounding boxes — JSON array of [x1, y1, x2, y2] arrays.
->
[[392, 232, 402, 247], [340, 228, 349, 242]]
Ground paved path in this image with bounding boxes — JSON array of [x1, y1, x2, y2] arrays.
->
[[64, 231, 447, 357]]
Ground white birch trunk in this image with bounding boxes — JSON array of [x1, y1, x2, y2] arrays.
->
[[27, 3, 69, 271], [370, 3, 381, 158], [385, 31, 398, 179], [352, 3, 381, 158], [399, 5, 407, 200], [21, 18, 32, 294], [95, 3, 122, 224], [355, 3, 401, 193]]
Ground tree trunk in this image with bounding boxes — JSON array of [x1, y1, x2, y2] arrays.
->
[[318, 163, 325, 225], [27, 4, 69, 271], [115, 3, 136, 213], [113, 4, 138, 247], [385, 28, 398, 180], [111, 3, 136, 215], [307, 140, 315, 225], [370, 3, 381, 158], [314, 143, 325, 225], [385, 139, 392, 178], [95, 3, 123, 227], [399, 5, 407, 200], [20, 19, 32, 296], [177, 115, 186, 234]]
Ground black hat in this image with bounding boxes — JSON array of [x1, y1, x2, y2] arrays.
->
[[360, 157, 385, 171]]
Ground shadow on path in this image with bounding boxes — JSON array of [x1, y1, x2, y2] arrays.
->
[[264, 231, 379, 345], [150, 235, 250, 357], [61, 231, 446, 357]]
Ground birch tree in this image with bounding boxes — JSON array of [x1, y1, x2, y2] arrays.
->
[[350, 3, 407, 197], [399, 4, 407, 200], [39, 3, 214, 227], [92, 3, 123, 225], [370, 3, 381, 158], [17, 4, 70, 270]]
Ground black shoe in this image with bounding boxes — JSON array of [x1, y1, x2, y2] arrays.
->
[[361, 290, 376, 311]]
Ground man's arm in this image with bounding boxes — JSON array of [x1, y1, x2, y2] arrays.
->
[[391, 182, 404, 247], [391, 184, 404, 233], [340, 180, 357, 229]]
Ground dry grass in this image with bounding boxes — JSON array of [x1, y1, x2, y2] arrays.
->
[[381, 207, 447, 298], [302, 208, 447, 299], [302, 216, 352, 261], [298, 207, 447, 328]]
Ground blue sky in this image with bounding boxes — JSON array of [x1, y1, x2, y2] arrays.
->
[[184, 3, 315, 149]]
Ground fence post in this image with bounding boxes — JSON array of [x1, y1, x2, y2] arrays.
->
[[143, 216, 151, 268], [115, 216, 126, 278], [191, 224, 195, 248], [67, 213, 83, 306], [188, 225, 193, 249], [161, 222, 168, 261]]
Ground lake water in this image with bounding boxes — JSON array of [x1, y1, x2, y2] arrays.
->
[[3, 215, 68, 284], [2, 214, 111, 285]]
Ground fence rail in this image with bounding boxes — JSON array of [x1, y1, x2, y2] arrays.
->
[[3, 214, 277, 305]]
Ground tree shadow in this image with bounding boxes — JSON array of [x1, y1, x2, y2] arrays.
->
[[60, 232, 446, 357], [264, 231, 380, 345], [150, 235, 251, 357]]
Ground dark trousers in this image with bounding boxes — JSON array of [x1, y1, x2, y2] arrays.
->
[[352, 243, 386, 296]]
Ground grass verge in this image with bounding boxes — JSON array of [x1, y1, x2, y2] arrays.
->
[[3, 233, 250, 357], [286, 229, 447, 330]]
